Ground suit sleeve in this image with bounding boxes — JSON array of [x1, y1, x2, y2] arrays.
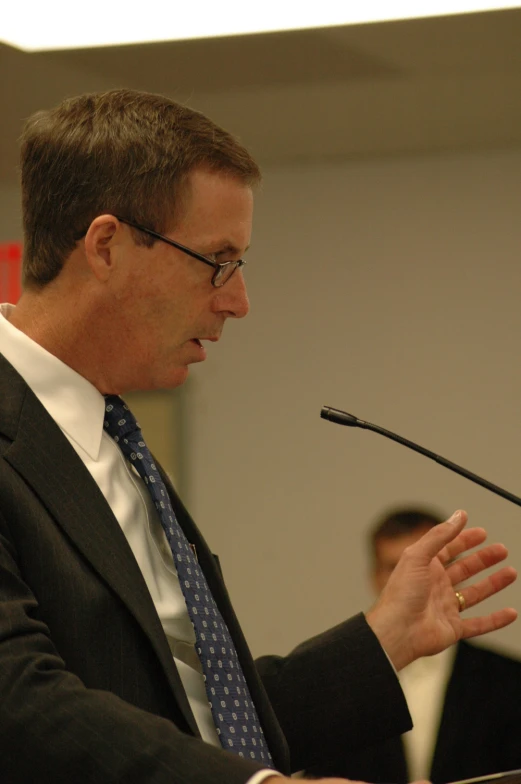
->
[[256, 613, 412, 772]]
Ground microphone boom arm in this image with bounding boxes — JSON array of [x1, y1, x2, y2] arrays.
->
[[321, 405, 521, 509]]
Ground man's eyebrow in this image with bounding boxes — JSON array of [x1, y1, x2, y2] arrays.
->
[[216, 242, 250, 256]]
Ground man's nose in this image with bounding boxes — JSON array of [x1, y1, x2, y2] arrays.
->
[[214, 269, 250, 319]]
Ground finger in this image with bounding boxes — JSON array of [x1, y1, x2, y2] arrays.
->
[[455, 564, 517, 610], [438, 527, 487, 566], [410, 510, 468, 563], [460, 606, 518, 638], [446, 542, 508, 584]]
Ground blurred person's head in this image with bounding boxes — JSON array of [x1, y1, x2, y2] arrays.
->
[[370, 506, 444, 594]]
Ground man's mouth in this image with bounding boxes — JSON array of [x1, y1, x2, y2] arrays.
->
[[191, 336, 219, 346]]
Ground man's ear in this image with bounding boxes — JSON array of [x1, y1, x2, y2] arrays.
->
[[84, 214, 122, 282]]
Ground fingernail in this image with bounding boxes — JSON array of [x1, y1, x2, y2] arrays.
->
[[447, 510, 461, 525]]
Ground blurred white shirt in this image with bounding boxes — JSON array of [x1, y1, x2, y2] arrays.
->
[[400, 646, 456, 781]]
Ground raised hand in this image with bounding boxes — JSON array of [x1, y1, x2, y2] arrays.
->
[[365, 510, 517, 671]]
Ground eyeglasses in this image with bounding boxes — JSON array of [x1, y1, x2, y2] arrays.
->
[[115, 216, 246, 287]]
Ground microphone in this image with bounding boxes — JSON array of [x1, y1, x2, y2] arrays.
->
[[321, 405, 521, 508]]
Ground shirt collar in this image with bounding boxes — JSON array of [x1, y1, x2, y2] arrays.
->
[[0, 303, 106, 460]]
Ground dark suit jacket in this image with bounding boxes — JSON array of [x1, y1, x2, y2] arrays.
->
[[0, 353, 411, 784], [307, 640, 521, 784]]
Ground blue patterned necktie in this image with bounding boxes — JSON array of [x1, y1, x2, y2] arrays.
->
[[103, 396, 274, 767]]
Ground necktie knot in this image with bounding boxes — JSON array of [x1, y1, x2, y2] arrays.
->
[[103, 395, 142, 444]]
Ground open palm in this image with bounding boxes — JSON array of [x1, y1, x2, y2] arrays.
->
[[366, 510, 517, 671]]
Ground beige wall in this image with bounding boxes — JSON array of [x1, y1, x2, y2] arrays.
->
[[186, 147, 521, 658], [2, 147, 521, 659]]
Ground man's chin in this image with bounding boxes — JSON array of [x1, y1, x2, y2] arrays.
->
[[145, 365, 190, 392], [168, 366, 190, 388]]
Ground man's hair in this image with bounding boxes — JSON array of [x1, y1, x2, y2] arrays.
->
[[20, 88, 261, 288], [369, 506, 444, 559]]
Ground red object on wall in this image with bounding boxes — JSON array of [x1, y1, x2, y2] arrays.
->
[[0, 242, 23, 304]]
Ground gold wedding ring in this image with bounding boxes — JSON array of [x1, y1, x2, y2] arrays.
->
[[455, 590, 466, 612]]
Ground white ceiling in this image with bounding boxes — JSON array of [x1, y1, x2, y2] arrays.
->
[[1, 8, 520, 185]]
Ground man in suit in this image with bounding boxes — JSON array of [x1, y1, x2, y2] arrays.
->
[[307, 507, 521, 784], [0, 89, 517, 784]]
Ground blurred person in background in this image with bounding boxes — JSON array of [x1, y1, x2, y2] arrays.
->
[[307, 507, 521, 784]]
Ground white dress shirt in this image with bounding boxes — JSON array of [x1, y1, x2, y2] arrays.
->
[[399, 646, 456, 781], [0, 303, 277, 782]]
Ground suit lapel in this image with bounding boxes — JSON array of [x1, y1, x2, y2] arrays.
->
[[1, 358, 199, 736], [392, 737, 409, 783]]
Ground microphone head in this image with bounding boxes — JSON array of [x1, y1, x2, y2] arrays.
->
[[321, 406, 360, 427]]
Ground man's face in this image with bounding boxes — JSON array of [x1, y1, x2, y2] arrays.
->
[[111, 167, 253, 392], [371, 527, 433, 595]]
